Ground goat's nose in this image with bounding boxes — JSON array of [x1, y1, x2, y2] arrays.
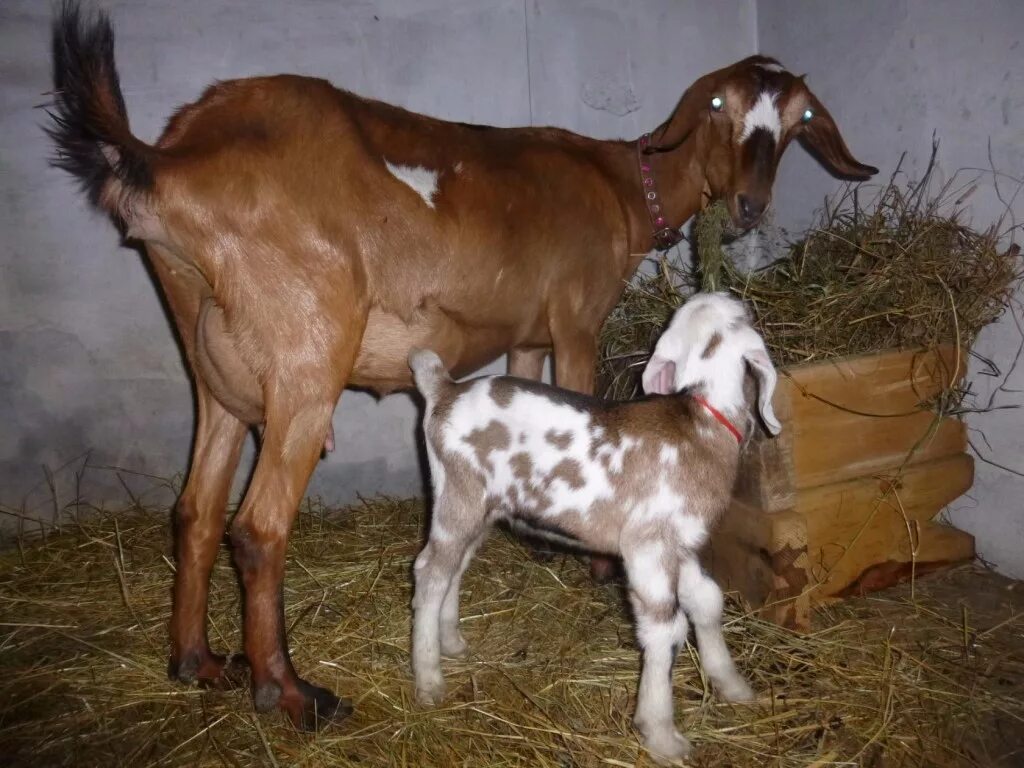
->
[[736, 194, 766, 226]]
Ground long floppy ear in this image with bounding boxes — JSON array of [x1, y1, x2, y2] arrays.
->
[[651, 57, 758, 151], [743, 346, 782, 436], [799, 95, 878, 180], [641, 355, 676, 396]]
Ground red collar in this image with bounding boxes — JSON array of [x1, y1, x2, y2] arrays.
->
[[637, 133, 683, 251], [693, 395, 744, 444]]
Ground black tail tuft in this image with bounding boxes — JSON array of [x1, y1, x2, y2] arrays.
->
[[47, 1, 152, 209]]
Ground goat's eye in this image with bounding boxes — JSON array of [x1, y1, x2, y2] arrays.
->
[[801, 108, 814, 123], [710, 96, 724, 112]]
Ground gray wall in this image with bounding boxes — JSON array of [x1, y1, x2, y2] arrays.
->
[[759, 0, 1024, 577], [0, 1, 755, 527], [4, 1, 1021, 578]]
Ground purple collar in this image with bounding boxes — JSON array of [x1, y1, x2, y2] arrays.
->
[[637, 133, 683, 251]]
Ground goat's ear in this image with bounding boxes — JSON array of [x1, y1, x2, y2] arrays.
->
[[743, 347, 782, 436], [642, 355, 676, 396], [652, 66, 733, 151], [798, 97, 878, 180]]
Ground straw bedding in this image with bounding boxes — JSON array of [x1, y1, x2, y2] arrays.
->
[[1, 496, 1022, 767]]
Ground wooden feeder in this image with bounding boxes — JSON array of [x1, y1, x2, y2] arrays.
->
[[704, 344, 975, 630]]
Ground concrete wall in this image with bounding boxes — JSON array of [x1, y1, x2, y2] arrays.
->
[[759, 0, 1024, 577], [0, 0, 755, 528]]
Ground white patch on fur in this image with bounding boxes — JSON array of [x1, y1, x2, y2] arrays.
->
[[430, 522, 452, 543], [673, 515, 708, 550], [635, 612, 684, 650], [741, 91, 782, 143], [659, 444, 679, 466], [678, 559, 721, 624], [594, 435, 639, 474], [631, 542, 672, 604], [453, 161, 464, 174], [633, 478, 683, 522], [439, 379, 618, 523], [385, 161, 439, 208], [424, 438, 447, 497], [758, 61, 786, 73]]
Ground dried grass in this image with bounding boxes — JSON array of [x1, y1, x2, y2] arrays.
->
[[1, 496, 1022, 767], [599, 155, 1022, 400]]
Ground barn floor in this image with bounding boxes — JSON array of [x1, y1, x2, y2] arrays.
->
[[1, 497, 1022, 768]]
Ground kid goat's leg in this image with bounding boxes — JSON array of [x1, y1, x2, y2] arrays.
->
[[624, 546, 691, 762], [413, 488, 485, 705], [677, 559, 754, 703], [438, 529, 487, 658]]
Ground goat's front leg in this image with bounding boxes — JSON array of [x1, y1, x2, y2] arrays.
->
[[550, 324, 618, 581], [230, 396, 352, 730], [169, 383, 248, 688], [677, 560, 754, 703], [625, 550, 691, 763], [508, 346, 548, 380]]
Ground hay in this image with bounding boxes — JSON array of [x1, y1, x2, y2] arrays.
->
[[2, 496, 1022, 767], [599, 157, 1022, 400]]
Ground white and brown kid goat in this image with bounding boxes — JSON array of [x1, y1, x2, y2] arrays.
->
[[409, 292, 782, 762]]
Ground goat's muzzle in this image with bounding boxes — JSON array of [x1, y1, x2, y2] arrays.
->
[[734, 193, 768, 230]]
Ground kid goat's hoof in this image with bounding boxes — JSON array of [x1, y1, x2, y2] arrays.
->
[[415, 675, 446, 707], [641, 727, 693, 764], [718, 675, 756, 703]]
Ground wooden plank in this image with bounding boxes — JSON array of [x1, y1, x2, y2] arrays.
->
[[782, 346, 966, 490], [826, 524, 975, 599], [706, 500, 810, 630], [797, 453, 974, 597]]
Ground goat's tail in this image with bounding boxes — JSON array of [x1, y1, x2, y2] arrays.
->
[[409, 349, 452, 404], [47, 2, 154, 217]]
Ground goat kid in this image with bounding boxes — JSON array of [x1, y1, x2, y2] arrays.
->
[[48, 1, 870, 726], [409, 293, 781, 763]]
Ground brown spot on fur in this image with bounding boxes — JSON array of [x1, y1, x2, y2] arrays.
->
[[490, 379, 515, 408], [463, 420, 511, 473], [509, 452, 533, 481], [545, 429, 573, 449], [549, 458, 584, 489], [701, 331, 723, 359]]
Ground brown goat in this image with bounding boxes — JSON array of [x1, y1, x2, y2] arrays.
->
[[47, 4, 876, 728]]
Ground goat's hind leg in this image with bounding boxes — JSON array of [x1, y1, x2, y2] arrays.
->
[[624, 548, 692, 763], [230, 390, 354, 730], [438, 529, 486, 658], [169, 384, 248, 688], [677, 559, 754, 703], [413, 489, 486, 705], [145, 245, 250, 689]]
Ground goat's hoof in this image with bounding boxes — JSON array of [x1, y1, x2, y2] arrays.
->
[[640, 727, 692, 764], [440, 633, 470, 659], [415, 675, 446, 706], [278, 680, 353, 731], [169, 650, 248, 690], [718, 676, 755, 703]]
